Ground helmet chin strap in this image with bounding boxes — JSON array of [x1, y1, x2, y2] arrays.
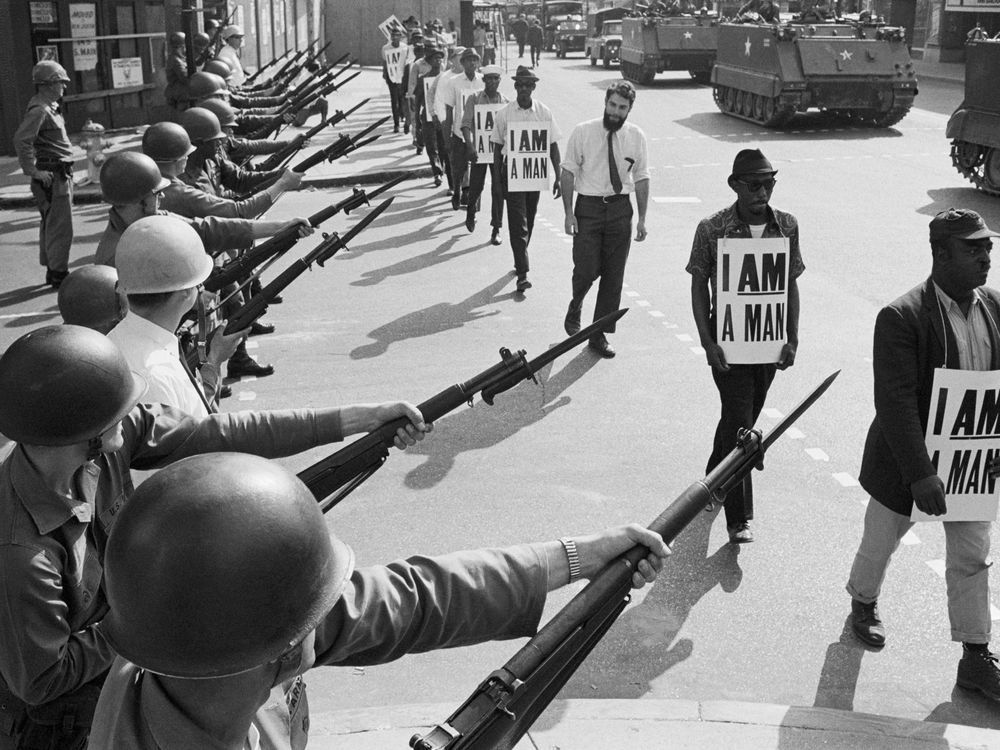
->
[[86, 436, 103, 461]]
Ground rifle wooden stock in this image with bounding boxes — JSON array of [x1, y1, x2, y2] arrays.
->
[[299, 310, 628, 511], [408, 372, 840, 750]]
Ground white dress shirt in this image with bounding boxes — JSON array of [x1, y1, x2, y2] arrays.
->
[[561, 117, 650, 197]]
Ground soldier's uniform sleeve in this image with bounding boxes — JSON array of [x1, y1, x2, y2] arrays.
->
[[313, 545, 548, 666], [217, 157, 280, 197], [229, 136, 290, 159], [185, 214, 255, 254], [162, 182, 273, 221], [13, 105, 46, 177]]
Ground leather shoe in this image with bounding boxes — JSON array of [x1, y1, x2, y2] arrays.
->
[[219, 384, 232, 399], [433, 174, 442, 187], [958, 647, 1000, 701], [850, 599, 885, 647], [249, 321, 275, 336], [727, 521, 753, 544], [516, 275, 532, 293], [564, 301, 582, 336], [465, 214, 476, 233], [490, 229, 502, 246], [227, 354, 275, 379], [588, 334, 615, 359]]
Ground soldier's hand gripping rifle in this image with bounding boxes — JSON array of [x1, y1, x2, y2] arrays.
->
[[292, 117, 388, 174], [221, 197, 393, 335], [298, 309, 630, 512], [205, 172, 409, 294], [407, 370, 841, 750], [253, 98, 370, 171]]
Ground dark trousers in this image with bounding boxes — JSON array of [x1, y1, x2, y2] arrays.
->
[[449, 135, 471, 200], [571, 195, 632, 334], [386, 81, 406, 127], [422, 121, 452, 187], [530, 44, 541, 66], [29, 173, 73, 273], [467, 162, 504, 229], [707, 363, 777, 527], [503, 187, 539, 276], [516, 37, 527, 56]]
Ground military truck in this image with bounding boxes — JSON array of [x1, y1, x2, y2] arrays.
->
[[711, 20, 917, 127], [554, 18, 588, 57], [586, 7, 628, 67], [621, 14, 720, 85], [947, 40, 1000, 195]]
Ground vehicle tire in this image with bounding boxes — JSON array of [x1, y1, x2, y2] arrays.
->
[[559, 41, 568, 58], [639, 68, 655, 85], [590, 55, 597, 67], [603, 51, 611, 68], [983, 147, 1000, 190]]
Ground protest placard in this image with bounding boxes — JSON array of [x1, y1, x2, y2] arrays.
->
[[474, 103, 504, 157], [378, 15, 405, 40], [423, 77, 436, 122], [715, 237, 789, 365], [914, 368, 1000, 522], [382, 44, 409, 82], [507, 122, 550, 192]]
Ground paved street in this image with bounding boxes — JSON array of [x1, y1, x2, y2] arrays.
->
[[2, 50, 999, 740]]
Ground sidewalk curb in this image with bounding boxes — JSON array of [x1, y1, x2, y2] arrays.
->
[[304, 699, 1000, 750], [0, 167, 435, 210]]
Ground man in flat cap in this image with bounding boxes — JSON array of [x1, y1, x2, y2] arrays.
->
[[845, 208, 1000, 702], [687, 148, 802, 544], [215, 25, 247, 87]]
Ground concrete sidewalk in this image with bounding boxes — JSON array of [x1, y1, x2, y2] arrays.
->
[[308, 699, 1000, 749]]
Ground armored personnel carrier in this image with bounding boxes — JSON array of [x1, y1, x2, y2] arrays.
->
[[621, 14, 719, 84], [711, 20, 917, 127], [947, 40, 1000, 195]]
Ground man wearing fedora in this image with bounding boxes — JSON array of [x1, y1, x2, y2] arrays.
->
[[560, 81, 649, 359], [491, 66, 562, 294], [445, 48, 485, 211], [845, 208, 1000, 701], [686, 148, 803, 545]]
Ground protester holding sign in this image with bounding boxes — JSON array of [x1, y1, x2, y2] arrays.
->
[[686, 149, 802, 544], [446, 48, 485, 212], [491, 66, 562, 294], [560, 81, 649, 359], [845, 208, 1000, 702], [414, 45, 451, 190], [381, 27, 413, 134], [462, 65, 508, 244]]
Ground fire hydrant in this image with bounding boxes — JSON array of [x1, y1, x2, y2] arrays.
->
[[77, 120, 110, 186]]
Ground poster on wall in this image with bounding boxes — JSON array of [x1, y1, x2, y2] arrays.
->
[[29, 2, 57, 25], [111, 57, 143, 88], [35, 45, 59, 62], [69, 3, 98, 71]]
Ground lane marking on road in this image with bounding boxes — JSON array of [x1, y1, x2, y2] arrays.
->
[[785, 427, 805, 440], [690, 346, 705, 355], [625, 290, 640, 297], [926, 559, 946, 577], [245, 341, 259, 350], [662, 321, 679, 329], [0, 312, 52, 320], [648, 310, 665, 318], [994, 604, 1000, 622], [675, 333, 693, 342], [805, 447, 829, 461], [763, 407, 783, 419], [833, 472, 859, 487], [652, 196, 702, 203], [237, 391, 256, 401], [637, 300, 650, 307], [901, 530, 921, 545], [236, 375, 257, 383]]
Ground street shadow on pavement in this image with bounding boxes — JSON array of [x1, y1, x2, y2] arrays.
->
[[811, 615, 867, 712], [920, 189, 1000, 225], [400, 349, 601, 490], [0, 286, 53, 309], [924, 685, 1000, 731], [673, 112, 906, 139], [350, 274, 514, 359], [350, 235, 483, 287], [532, 507, 742, 733]]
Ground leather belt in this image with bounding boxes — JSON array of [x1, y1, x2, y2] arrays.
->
[[579, 193, 629, 203]]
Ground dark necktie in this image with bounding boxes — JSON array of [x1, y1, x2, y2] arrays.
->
[[608, 130, 622, 195]]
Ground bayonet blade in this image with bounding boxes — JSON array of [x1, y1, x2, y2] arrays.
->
[[524, 308, 628, 373], [761, 370, 840, 451]]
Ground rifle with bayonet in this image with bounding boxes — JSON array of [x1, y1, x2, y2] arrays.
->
[[195, 6, 237, 69], [260, 45, 310, 89], [253, 98, 370, 171], [246, 62, 353, 140], [271, 69, 363, 139], [244, 47, 293, 87], [221, 197, 394, 335], [205, 173, 410, 293], [407, 370, 841, 750], [298, 308, 631, 512], [292, 117, 388, 174]]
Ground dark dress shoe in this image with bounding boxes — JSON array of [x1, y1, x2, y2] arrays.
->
[[451, 194, 461, 211], [227, 354, 275, 379], [490, 229, 502, 246], [564, 301, 582, 336], [249, 321, 275, 336], [433, 175, 442, 187], [516, 275, 532, 293], [850, 599, 885, 647], [219, 384, 232, 399], [465, 215, 476, 233], [727, 521, 753, 544], [588, 335, 615, 358], [958, 647, 1000, 701]]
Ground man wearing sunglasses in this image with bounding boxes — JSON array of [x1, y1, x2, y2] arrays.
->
[[846, 208, 1000, 701], [686, 149, 803, 544]]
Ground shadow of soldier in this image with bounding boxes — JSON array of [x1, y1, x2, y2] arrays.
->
[[531, 507, 742, 735], [810, 615, 867, 712], [351, 235, 483, 287], [349, 274, 514, 359], [401, 349, 601, 490]]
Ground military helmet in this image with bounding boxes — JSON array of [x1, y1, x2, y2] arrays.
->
[[103, 453, 354, 678], [57, 265, 128, 335], [32, 60, 70, 84], [168, 31, 186, 46], [188, 71, 228, 101], [203, 58, 233, 80], [198, 98, 238, 128], [193, 31, 212, 48], [116, 216, 214, 295], [142, 122, 196, 163], [180, 107, 226, 143], [100, 152, 171, 206], [0, 325, 146, 446]]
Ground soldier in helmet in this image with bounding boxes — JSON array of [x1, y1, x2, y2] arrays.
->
[[57, 265, 128, 334], [199, 98, 307, 170], [14, 60, 75, 289], [203, 59, 287, 108], [0, 326, 426, 749], [164, 31, 189, 110], [192, 30, 212, 64], [88, 453, 669, 747], [188, 71, 296, 138]]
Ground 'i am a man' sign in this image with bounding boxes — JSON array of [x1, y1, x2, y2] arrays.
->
[[474, 103, 503, 157], [507, 122, 550, 192], [916, 368, 1000, 522], [716, 237, 789, 365]]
